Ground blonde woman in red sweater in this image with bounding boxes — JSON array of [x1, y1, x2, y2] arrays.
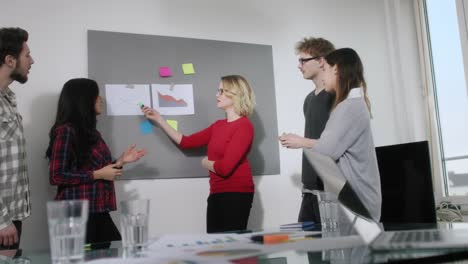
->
[[142, 75, 256, 233]]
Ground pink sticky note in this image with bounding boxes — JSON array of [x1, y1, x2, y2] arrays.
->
[[159, 66, 172, 77]]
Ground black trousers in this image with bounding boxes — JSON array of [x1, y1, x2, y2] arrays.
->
[[86, 212, 121, 244], [298, 193, 321, 223], [206, 192, 254, 233], [0, 220, 22, 250]]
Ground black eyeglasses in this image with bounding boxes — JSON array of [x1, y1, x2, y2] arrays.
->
[[298, 56, 321, 65]]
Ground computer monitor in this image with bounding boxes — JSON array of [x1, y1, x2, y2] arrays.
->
[[375, 140, 437, 224]]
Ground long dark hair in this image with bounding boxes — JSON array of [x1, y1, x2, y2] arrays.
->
[[324, 48, 371, 113], [46, 78, 100, 167]]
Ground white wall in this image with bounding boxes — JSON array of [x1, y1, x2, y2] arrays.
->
[[0, 0, 426, 250]]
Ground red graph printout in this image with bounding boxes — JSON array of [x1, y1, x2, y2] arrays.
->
[[152, 84, 195, 115]]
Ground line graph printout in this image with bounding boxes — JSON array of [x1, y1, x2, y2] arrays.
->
[[152, 84, 195, 115], [105, 84, 151, 116]]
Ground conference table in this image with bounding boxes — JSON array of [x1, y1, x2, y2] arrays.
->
[[3, 223, 468, 263]]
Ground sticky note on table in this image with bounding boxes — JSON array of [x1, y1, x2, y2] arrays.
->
[[159, 66, 172, 77], [182, 63, 195, 75], [167, 119, 178, 131], [140, 120, 153, 134]]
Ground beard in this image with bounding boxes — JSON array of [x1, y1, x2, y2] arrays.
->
[[10, 65, 28, 84]]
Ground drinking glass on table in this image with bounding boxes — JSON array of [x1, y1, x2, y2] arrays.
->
[[317, 191, 340, 232], [47, 200, 88, 264], [120, 199, 150, 253]]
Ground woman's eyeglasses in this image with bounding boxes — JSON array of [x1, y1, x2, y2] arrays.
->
[[216, 88, 225, 95], [298, 56, 320, 65], [216, 88, 235, 96]]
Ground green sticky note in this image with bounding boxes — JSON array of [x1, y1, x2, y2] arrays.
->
[[182, 63, 195, 75], [167, 119, 178, 131]]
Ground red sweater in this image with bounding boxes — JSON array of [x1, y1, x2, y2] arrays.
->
[[180, 116, 254, 194]]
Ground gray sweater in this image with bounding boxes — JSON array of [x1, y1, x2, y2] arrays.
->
[[312, 88, 382, 221]]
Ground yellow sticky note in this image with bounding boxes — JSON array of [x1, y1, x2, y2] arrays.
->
[[182, 63, 195, 75], [167, 119, 178, 131]]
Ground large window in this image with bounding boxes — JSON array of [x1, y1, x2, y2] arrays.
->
[[423, 0, 468, 198]]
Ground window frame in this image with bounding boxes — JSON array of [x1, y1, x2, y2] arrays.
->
[[457, 0, 468, 98], [416, 0, 468, 205]]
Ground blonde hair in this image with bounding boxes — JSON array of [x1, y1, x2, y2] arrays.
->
[[221, 75, 256, 116]]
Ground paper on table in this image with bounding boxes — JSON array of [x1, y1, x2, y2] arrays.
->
[[88, 230, 346, 264], [149, 234, 251, 250], [145, 234, 265, 263], [86, 257, 169, 264]]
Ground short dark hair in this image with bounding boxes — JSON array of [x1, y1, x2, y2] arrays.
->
[[0, 27, 29, 66], [295, 37, 335, 57]]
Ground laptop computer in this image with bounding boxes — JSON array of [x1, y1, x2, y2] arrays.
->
[[304, 149, 468, 250]]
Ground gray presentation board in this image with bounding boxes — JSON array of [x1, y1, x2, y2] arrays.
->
[[88, 30, 280, 179]]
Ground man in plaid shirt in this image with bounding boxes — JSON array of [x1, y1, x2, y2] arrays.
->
[[0, 27, 34, 249]]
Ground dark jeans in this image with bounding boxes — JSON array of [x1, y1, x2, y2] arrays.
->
[[207, 192, 254, 233], [0, 220, 22, 250], [86, 212, 121, 245], [298, 193, 321, 223]]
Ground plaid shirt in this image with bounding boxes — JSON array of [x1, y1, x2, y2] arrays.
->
[[0, 88, 31, 230], [49, 124, 116, 213]]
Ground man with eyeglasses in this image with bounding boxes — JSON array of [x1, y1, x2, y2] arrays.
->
[[279, 37, 335, 223]]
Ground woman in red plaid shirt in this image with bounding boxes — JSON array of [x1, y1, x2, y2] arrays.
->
[[46, 78, 146, 244]]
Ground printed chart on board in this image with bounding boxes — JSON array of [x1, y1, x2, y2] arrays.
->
[[105, 84, 151, 116], [152, 84, 195, 115]]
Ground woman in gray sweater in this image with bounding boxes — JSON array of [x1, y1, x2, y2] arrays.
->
[[306, 48, 382, 221]]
